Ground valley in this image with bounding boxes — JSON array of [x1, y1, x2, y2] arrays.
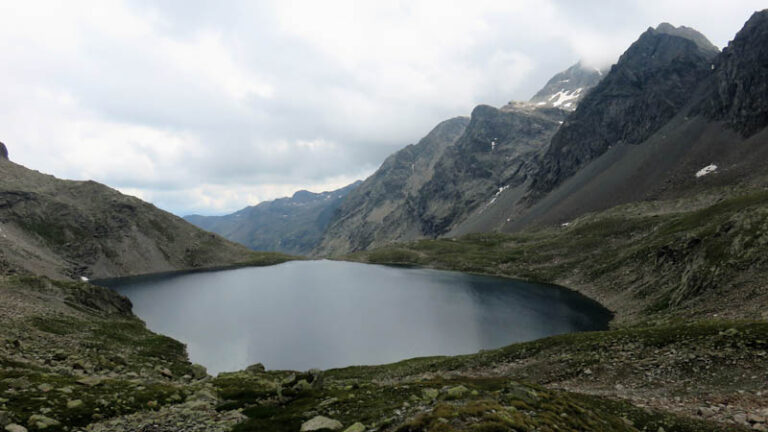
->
[[0, 8, 767, 432]]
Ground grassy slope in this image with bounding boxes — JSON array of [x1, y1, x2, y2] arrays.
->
[[3, 189, 768, 431], [0, 158, 297, 280], [0, 275, 252, 431], [347, 188, 768, 325]]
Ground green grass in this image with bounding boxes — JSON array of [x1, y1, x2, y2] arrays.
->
[[347, 189, 768, 322]]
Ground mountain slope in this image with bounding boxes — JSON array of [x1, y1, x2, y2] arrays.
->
[[526, 23, 720, 201], [315, 117, 470, 255], [185, 182, 360, 255], [694, 9, 768, 136], [0, 155, 286, 280], [316, 61, 603, 256], [414, 105, 566, 238], [496, 15, 768, 232]]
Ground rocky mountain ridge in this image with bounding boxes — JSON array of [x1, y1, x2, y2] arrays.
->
[[185, 182, 360, 255], [0, 153, 290, 280], [315, 61, 599, 256], [526, 23, 720, 200], [694, 9, 768, 136]]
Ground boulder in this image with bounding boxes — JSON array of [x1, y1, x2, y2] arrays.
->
[[444, 385, 469, 400], [27, 415, 59, 429], [343, 422, 366, 432], [5, 425, 27, 432], [190, 364, 208, 380], [246, 363, 266, 374], [300, 416, 343, 431]]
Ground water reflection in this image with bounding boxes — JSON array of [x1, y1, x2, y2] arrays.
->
[[100, 260, 611, 374]]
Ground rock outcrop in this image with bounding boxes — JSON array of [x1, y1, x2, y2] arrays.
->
[[694, 10, 768, 136], [0, 142, 7, 160]]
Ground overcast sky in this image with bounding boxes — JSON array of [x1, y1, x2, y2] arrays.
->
[[0, 1, 764, 215]]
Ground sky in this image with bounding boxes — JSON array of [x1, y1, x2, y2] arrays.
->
[[0, 1, 764, 216]]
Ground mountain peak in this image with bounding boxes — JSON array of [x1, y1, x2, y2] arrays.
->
[[648, 22, 719, 54], [0, 142, 7, 160], [524, 61, 605, 111]]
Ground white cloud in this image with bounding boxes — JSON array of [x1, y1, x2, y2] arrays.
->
[[0, 0, 763, 215]]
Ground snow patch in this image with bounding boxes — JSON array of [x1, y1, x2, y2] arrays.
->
[[80, 276, 89, 282], [488, 185, 509, 206], [561, 222, 571, 228], [480, 186, 509, 213], [548, 88, 582, 109], [490, 140, 497, 152], [695, 164, 717, 178]]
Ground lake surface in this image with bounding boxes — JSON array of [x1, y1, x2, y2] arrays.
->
[[100, 260, 611, 374]]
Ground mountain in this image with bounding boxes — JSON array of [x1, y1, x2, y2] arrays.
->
[[185, 181, 361, 255], [527, 61, 605, 110], [496, 16, 768, 232], [315, 61, 602, 256], [315, 117, 470, 255], [0, 152, 287, 280], [526, 23, 719, 201]]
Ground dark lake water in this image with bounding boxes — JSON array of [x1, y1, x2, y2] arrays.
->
[[100, 260, 611, 374]]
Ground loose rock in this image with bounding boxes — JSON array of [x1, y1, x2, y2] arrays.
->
[[300, 416, 343, 431]]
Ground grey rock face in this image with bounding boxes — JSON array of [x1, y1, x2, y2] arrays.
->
[[415, 105, 565, 237], [0, 142, 7, 160], [527, 61, 605, 111], [0, 160, 257, 280], [527, 23, 719, 200], [315, 62, 590, 256], [694, 10, 768, 137], [185, 181, 361, 255], [315, 117, 470, 255]]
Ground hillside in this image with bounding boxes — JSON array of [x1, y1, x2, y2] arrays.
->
[[0, 156, 292, 280], [185, 182, 360, 255]]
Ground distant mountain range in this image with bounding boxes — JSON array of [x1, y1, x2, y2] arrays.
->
[[184, 182, 360, 255]]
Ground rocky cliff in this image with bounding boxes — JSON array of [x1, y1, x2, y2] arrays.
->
[[0, 142, 8, 160], [315, 117, 470, 255], [185, 181, 360, 255], [694, 10, 768, 136], [0, 156, 286, 280], [526, 24, 719, 200]]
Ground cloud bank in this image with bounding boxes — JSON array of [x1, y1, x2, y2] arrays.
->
[[0, 0, 763, 215]]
